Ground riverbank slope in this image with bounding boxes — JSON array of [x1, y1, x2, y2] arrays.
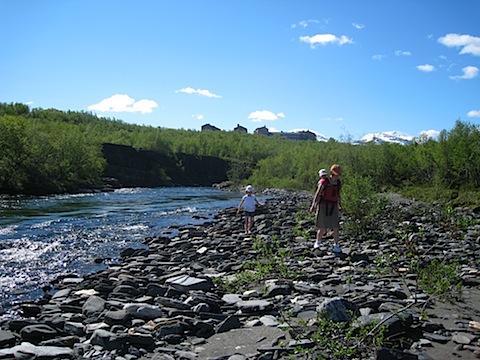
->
[[0, 190, 479, 359]]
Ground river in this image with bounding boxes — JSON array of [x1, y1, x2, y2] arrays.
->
[[0, 187, 241, 313]]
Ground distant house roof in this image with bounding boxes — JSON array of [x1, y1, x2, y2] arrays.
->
[[254, 126, 270, 136], [234, 124, 248, 133], [201, 123, 221, 131], [278, 130, 317, 141]]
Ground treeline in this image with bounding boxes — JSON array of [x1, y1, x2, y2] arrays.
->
[[1, 102, 479, 197]]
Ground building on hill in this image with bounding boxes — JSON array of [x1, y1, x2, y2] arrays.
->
[[201, 123, 221, 132], [234, 124, 248, 133], [254, 126, 317, 141], [278, 130, 317, 141], [254, 126, 270, 136]]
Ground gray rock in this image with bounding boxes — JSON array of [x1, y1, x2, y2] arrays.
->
[[82, 295, 106, 317], [165, 275, 213, 292], [123, 303, 163, 320], [356, 311, 414, 337], [63, 321, 85, 336], [104, 309, 131, 327], [236, 300, 273, 313], [20, 324, 58, 344], [216, 315, 242, 333], [89, 329, 121, 350], [0, 329, 16, 348], [0, 341, 74, 359], [316, 297, 359, 322]]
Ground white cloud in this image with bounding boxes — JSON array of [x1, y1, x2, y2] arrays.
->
[[467, 110, 480, 117], [372, 54, 386, 61], [175, 87, 221, 98], [420, 129, 441, 139], [292, 19, 326, 29], [299, 19, 319, 28], [417, 64, 436, 72], [299, 34, 353, 48], [193, 114, 204, 120], [438, 33, 480, 56], [322, 117, 344, 122], [248, 110, 285, 122], [352, 22, 364, 30], [395, 50, 411, 56], [449, 66, 479, 80], [88, 94, 158, 114]]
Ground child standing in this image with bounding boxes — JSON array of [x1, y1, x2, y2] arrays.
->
[[237, 185, 263, 234]]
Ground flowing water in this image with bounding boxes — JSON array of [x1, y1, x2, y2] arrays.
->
[[0, 187, 240, 313]]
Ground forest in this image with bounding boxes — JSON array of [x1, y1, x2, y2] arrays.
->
[[1, 102, 480, 206]]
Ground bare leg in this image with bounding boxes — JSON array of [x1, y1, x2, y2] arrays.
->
[[313, 228, 326, 248], [332, 228, 339, 245], [317, 228, 326, 241], [247, 216, 254, 233]]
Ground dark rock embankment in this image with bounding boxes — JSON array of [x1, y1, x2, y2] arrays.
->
[[102, 144, 230, 188], [0, 190, 479, 359]]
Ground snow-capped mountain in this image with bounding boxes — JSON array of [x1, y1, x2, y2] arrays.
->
[[356, 131, 415, 145]]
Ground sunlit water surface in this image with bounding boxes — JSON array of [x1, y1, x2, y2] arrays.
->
[[0, 187, 240, 313]]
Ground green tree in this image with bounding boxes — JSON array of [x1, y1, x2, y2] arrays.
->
[[0, 115, 30, 192]]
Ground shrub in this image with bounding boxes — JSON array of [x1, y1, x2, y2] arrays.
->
[[341, 175, 388, 237]]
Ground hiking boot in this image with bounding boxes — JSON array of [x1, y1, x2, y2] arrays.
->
[[313, 240, 320, 249], [333, 244, 342, 253]]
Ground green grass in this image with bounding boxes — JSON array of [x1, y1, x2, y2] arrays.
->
[[417, 258, 463, 303], [214, 236, 303, 293], [398, 185, 480, 209]]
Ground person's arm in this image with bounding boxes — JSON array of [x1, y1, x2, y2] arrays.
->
[[255, 198, 263, 206], [337, 181, 343, 211], [310, 183, 324, 212], [237, 198, 245, 213]]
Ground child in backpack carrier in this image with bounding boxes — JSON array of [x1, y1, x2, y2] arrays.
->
[[309, 164, 343, 253]]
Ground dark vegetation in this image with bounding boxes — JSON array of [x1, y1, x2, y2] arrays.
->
[[1, 102, 480, 206]]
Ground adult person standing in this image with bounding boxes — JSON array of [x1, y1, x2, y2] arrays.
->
[[309, 164, 343, 253]]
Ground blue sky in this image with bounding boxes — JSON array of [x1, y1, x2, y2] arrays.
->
[[1, 1, 479, 141]]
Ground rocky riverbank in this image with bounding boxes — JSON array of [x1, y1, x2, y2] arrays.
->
[[0, 190, 479, 359]]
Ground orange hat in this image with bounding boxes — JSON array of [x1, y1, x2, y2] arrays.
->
[[330, 164, 342, 176]]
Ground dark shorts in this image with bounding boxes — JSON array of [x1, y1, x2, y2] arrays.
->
[[244, 211, 255, 217]]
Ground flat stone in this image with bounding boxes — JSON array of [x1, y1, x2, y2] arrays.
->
[[236, 299, 273, 312], [0, 342, 74, 359], [197, 326, 291, 360], [165, 275, 213, 292], [0, 330, 16, 348]]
